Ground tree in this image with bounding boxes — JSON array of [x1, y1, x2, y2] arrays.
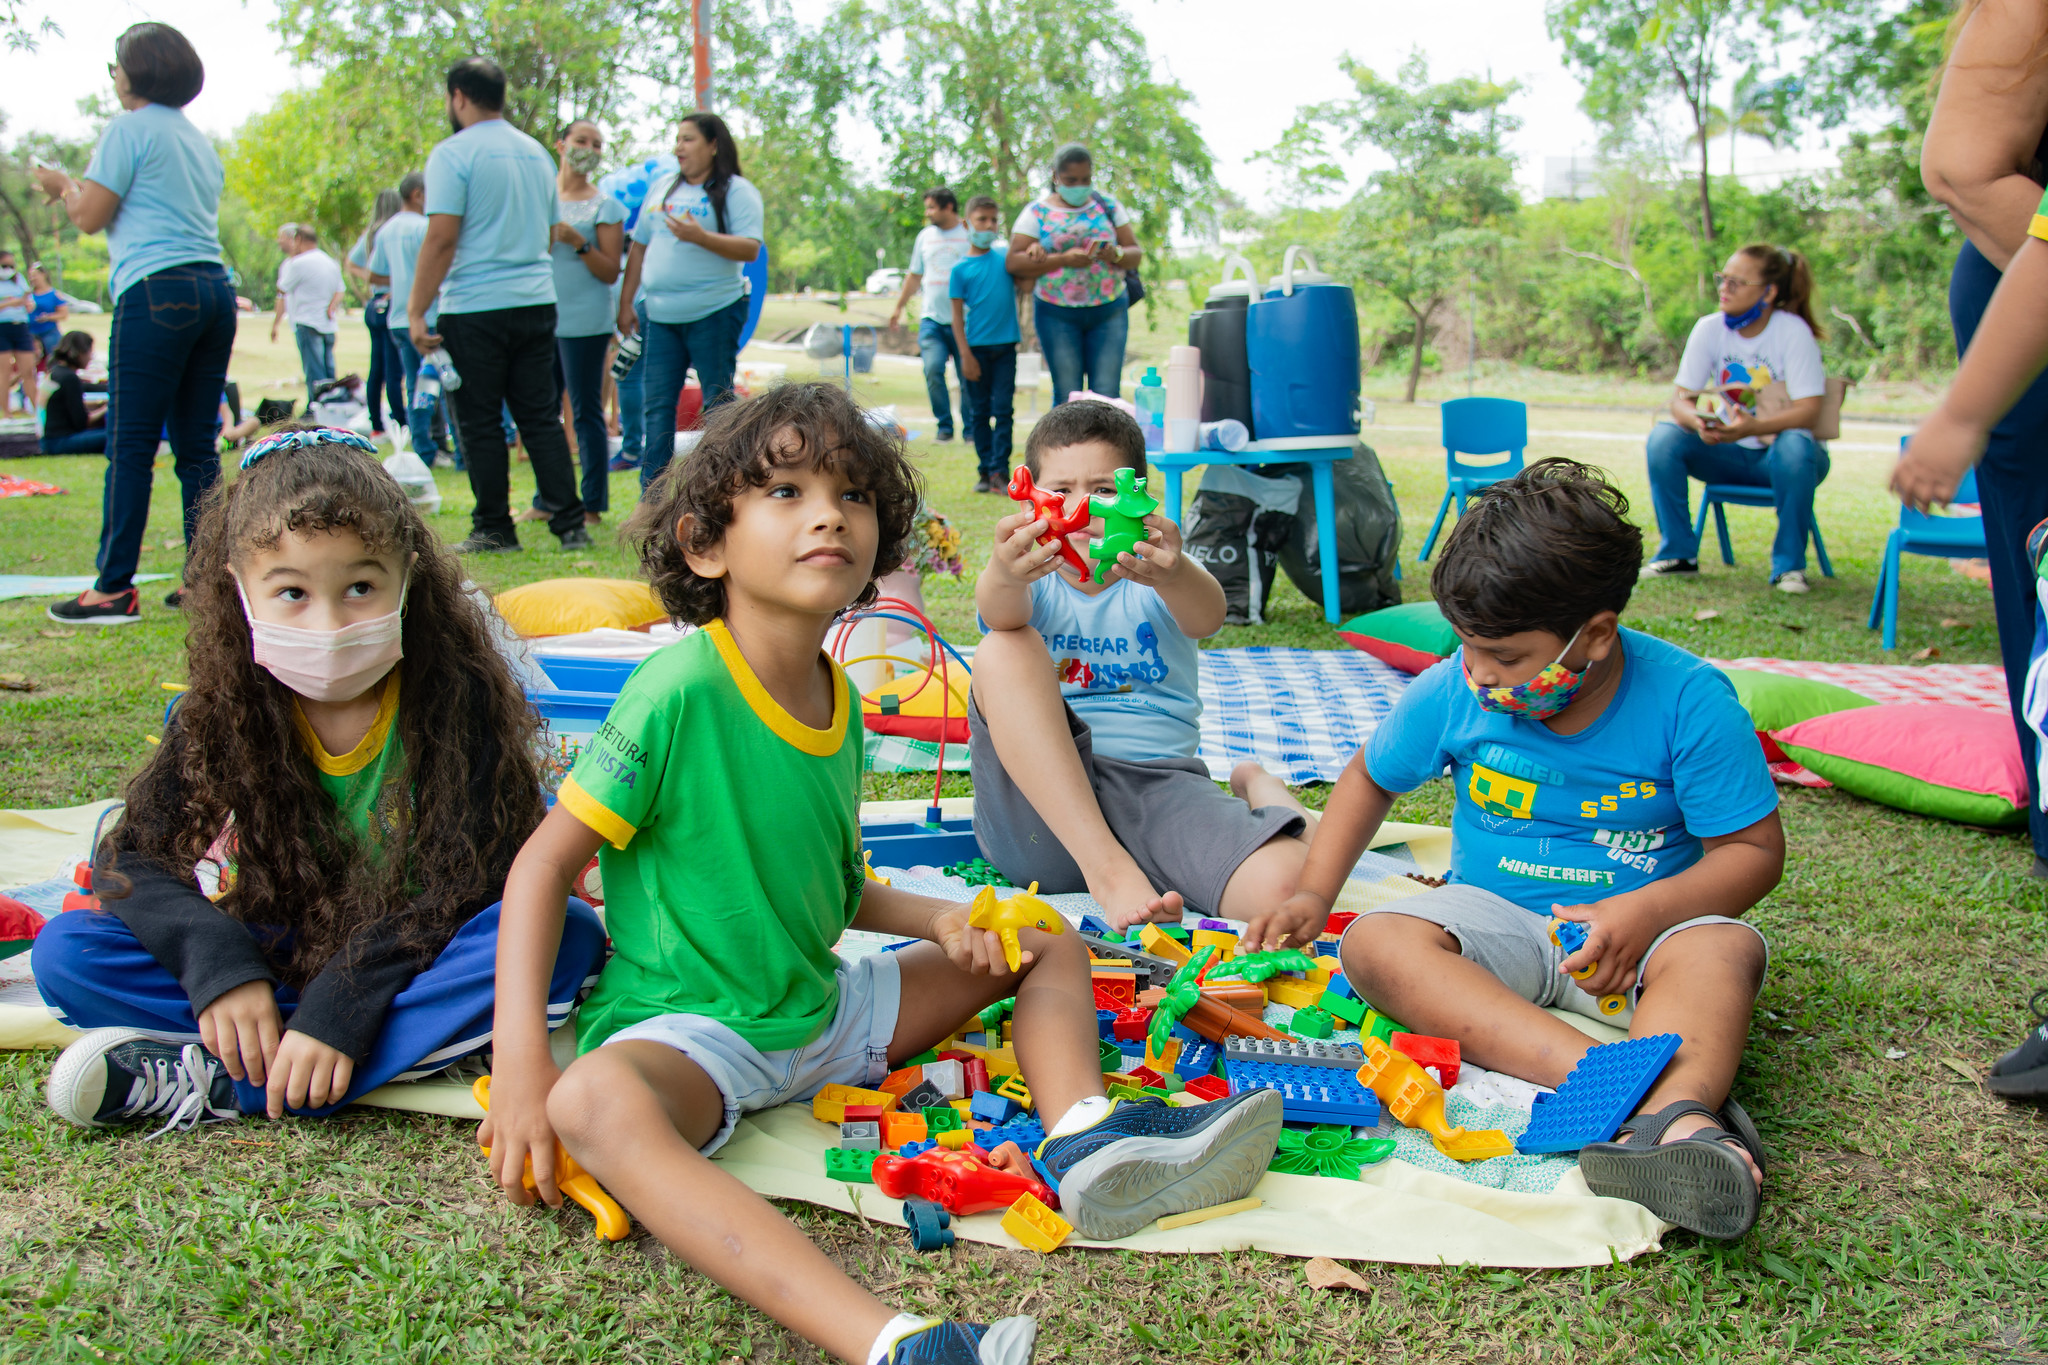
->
[[1268, 54, 1521, 401], [863, 0, 1217, 289], [1546, 0, 1779, 247]]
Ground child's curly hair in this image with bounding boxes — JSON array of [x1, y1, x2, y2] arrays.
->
[[628, 382, 923, 625]]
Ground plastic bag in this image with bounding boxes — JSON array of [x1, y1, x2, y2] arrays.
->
[[1276, 441, 1402, 617], [1184, 465, 1301, 626], [382, 448, 442, 516]]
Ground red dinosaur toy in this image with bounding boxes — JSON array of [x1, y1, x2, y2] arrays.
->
[[1007, 467, 1093, 580], [870, 1145, 1056, 1216]]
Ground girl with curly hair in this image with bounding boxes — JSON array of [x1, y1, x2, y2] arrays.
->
[[35, 429, 606, 1134]]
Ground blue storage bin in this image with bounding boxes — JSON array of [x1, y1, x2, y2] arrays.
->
[[534, 654, 638, 696], [1245, 246, 1360, 441]]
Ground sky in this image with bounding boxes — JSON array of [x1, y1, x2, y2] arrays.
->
[[0, 0, 1838, 210]]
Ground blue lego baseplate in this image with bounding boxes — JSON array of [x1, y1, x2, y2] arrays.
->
[[1224, 1055, 1381, 1126], [1516, 1032, 1683, 1155]]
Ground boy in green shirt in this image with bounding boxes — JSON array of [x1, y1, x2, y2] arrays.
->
[[487, 382, 1279, 1365]]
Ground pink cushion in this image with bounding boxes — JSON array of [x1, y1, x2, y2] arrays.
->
[[1774, 704, 2026, 807]]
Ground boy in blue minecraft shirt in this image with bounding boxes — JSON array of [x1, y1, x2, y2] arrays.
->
[[1247, 459, 1782, 1240], [949, 195, 1019, 494]]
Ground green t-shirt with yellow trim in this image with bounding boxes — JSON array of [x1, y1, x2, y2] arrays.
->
[[561, 619, 866, 1053], [292, 672, 410, 855], [2032, 184, 2048, 242]]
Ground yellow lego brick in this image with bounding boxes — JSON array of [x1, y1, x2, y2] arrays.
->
[[1143, 1035, 1183, 1073], [950, 1098, 972, 1115], [995, 1073, 1033, 1108], [936, 1128, 972, 1150], [810, 1083, 896, 1125], [1000, 1192, 1073, 1253], [1156, 1196, 1261, 1231], [1305, 964, 1336, 989], [1265, 978, 1323, 1010], [1190, 928, 1239, 959], [1137, 924, 1192, 965]]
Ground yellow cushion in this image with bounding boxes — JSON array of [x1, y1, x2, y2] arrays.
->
[[494, 578, 667, 638]]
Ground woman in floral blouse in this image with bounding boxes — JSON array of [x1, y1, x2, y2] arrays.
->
[[1007, 143, 1143, 404]]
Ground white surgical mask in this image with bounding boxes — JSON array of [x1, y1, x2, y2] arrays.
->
[[237, 578, 407, 703]]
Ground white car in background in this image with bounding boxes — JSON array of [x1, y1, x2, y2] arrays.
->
[[864, 267, 904, 296]]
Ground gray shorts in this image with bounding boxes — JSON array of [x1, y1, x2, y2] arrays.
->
[[1341, 881, 1769, 1026], [601, 951, 901, 1156], [967, 694, 1304, 916]]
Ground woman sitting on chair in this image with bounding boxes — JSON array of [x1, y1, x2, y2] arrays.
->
[[1641, 243, 1830, 595]]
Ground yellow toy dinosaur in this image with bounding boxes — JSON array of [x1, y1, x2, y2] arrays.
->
[[473, 1076, 631, 1240], [966, 881, 1066, 972], [1356, 1036, 1514, 1162]]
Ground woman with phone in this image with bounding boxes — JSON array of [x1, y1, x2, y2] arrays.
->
[[1007, 143, 1144, 404]]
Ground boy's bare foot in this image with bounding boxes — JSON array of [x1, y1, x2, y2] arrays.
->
[[1088, 863, 1184, 931]]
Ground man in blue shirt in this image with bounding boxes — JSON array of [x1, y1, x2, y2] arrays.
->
[[1249, 459, 1781, 1241], [407, 57, 588, 553], [949, 196, 1020, 492]]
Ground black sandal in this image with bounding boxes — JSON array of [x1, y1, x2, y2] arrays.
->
[[1577, 1098, 1763, 1240]]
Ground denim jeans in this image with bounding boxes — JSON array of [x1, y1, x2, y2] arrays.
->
[[1034, 294, 1128, 404], [363, 296, 404, 432], [640, 295, 748, 490], [437, 303, 585, 544], [40, 428, 107, 455], [964, 343, 1017, 478], [96, 263, 236, 595], [391, 331, 442, 462], [918, 316, 973, 436], [1645, 422, 1830, 577], [294, 322, 336, 394], [557, 333, 611, 514]]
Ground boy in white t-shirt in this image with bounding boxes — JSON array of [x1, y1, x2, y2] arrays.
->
[[1641, 244, 1831, 594], [970, 401, 1317, 928]]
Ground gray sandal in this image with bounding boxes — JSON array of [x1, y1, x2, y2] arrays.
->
[[1577, 1098, 1763, 1240]]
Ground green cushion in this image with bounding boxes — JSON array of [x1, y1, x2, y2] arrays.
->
[[1723, 669, 1875, 733], [1778, 744, 2027, 828], [1337, 601, 1458, 674]]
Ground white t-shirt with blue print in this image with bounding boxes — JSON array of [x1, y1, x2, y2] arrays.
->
[[1025, 573, 1203, 763], [1363, 628, 1778, 916]]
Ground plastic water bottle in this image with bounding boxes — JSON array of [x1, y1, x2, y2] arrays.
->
[[1135, 366, 1167, 452], [611, 330, 644, 381], [424, 347, 461, 392], [1199, 419, 1249, 452]]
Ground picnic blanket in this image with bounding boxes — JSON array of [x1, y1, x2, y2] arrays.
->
[[0, 796, 1668, 1268], [0, 574, 172, 601], [1709, 656, 2010, 714]]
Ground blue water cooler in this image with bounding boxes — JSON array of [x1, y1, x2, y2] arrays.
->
[[1245, 246, 1361, 440]]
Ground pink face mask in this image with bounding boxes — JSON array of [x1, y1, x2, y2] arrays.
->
[[236, 578, 407, 703]]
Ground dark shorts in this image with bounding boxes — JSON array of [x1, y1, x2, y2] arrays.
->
[[967, 694, 1304, 916], [0, 321, 32, 352]]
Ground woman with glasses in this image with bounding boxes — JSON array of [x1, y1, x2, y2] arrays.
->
[[1640, 245, 1830, 594]]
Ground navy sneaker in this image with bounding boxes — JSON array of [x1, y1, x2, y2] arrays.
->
[[1988, 988, 2048, 1098], [47, 1028, 241, 1138], [1034, 1090, 1281, 1240], [888, 1318, 1036, 1365]]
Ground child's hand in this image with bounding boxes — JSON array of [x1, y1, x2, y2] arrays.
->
[[988, 507, 1068, 586], [1108, 513, 1184, 587], [927, 900, 1027, 976], [1892, 408, 1987, 512], [481, 1055, 566, 1208], [1553, 894, 1659, 997], [196, 979, 283, 1087], [264, 1029, 356, 1118], [1241, 892, 1330, 954]]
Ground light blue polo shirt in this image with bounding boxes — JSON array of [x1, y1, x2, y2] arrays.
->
[[424, 118, 559, 315], [369, 210, 434, 332], [81, 103, 223, 300], [551, 193, 628, 337], [631, 173, 763, 325]]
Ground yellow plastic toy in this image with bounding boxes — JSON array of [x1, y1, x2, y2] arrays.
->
[[811, 1083, 897, 1124], [967, 881, 1066, 973], [1000, 1192, 1073, 1253], [472, 1076, 631, 1241], [1137, 924, 1193, 965], [1354, 1038, 1514, 1162]]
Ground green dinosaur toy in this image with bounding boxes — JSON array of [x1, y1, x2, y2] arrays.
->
[[1087, 468, 1160, 584]]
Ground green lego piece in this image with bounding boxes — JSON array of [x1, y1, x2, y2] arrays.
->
[[1107, 1083, 1151, 1103], [1159, 924, 1192, 942], [1362, 1010, 1402, 1045], [1320, 990, 1367, 1027], [1098, 1038, 1123, 1071], [1086, 468, 1160, 583], [1141, 1085, 1171, 1099], [941, 857, 1013, 888], [921, 1105, 963, 1134], [1290, 1007, 1336, 1039], [824, 1148, 877, 1183], [978, 996, 1016, 1032], [904, 1048, 940, 1067]]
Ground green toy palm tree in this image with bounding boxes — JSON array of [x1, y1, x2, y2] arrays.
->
[[1147, 944, 1215, 1057], [1205, 948, 1318, 984]]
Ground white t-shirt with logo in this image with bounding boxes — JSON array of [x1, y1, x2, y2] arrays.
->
[[908, 223, 972, 325], [1674, 310, 1826, 450], [277, 248, 343, 334]]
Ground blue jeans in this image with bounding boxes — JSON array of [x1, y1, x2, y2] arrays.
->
[[391, 331, 442, 462], [363, 296, 404, 432], [640, 295, 748, 490], [97, 263, 236, 595], [1646, 423, 1830, 577], [294, 322, 336, 394], [1034, 295, 1128, 404], [965, 342, 1017, 478], [557, 333, 611, 514], [41, 428, 107, 454], [918, 316, 972, 436]]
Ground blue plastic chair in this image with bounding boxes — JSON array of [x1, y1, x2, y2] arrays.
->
[[1690, 480, 1835, 578], [1418, 397, 1527, 561], [1868, 437, 1988, 649]]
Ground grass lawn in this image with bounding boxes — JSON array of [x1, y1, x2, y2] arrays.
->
[[3, 342, 2044, 1362]]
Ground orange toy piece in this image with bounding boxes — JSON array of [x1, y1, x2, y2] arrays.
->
[[1163, 991, 1290, 1045], [967, 881, 1066, 973], [1354, 1038, 1513, 1162], [472, 1076, 631, 1241], [1007, 467, 1093, 579]]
